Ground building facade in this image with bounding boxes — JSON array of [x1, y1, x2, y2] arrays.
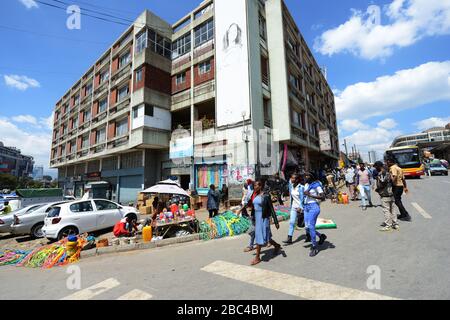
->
[[0, 142, 34, 178], [391, 125, 450, 148], [50, 0, 339, 203]]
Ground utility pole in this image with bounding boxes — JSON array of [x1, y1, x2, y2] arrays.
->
[[343, 139, 348, 156]]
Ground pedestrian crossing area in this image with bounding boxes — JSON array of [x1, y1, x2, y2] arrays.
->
[[60, 260, 399, 300]]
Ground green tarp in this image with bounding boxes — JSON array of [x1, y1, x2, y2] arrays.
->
[[15, 188, 63, 198]]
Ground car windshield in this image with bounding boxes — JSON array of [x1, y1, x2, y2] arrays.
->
[[430, 164, 443, 168], [47, 207, 61, 218]]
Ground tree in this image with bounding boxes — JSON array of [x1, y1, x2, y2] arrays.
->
[[0, 174, 18, 190], [43, 175, 53, 182]]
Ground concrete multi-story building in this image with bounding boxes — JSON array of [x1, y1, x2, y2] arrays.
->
[[50, 0, 339, 203], [0, 141, 34, 178], [391, 125, 450, 148]]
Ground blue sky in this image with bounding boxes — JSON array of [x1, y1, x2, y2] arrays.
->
[[0, 0, 449, 175]]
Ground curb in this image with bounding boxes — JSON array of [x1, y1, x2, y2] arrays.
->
[[80, 234, 201, 259]]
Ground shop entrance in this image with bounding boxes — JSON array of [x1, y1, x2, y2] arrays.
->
[[179, 175, 190, 190]]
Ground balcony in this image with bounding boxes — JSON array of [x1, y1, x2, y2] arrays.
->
[[110, 95, 130, 114], [193, 39, 214, 60], [111, 62, 132, 81], [94, 82, 109, 99]]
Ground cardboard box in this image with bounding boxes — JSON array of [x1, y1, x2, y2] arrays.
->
[[146, 199, 153, 207], [139, 206, 152, 215], [137, 193, 147, 201]]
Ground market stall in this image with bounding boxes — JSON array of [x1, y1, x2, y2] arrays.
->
[[140, 179, 199, 240]]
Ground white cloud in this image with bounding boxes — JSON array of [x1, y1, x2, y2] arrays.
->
[[39, 113, 54, 130], [335, 61, 450, 120], [314, 0, 450, 60], [341, 121, 402, 162], [415, 116, 450, 130], [4, 74, 40, 91], [11, 115, 38, 125], [18, 0, 39, 9], [377, 118, 398, 129], [340, 119, 369, 132]]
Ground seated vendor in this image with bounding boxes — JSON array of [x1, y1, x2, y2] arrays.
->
[[1, 202, 12, 214], [113, 217, 138, 238]]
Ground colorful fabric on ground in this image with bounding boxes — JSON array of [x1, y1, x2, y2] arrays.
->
[[0, 249, 31, 266], [199, 211, 252, 241]]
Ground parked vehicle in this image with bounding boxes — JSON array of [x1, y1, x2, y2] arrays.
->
[[12, 189, 64, 210], [0, 204, 45, 234], [11, 201, 69, 238], [42, 199, 139, 240], [429, 163, 449, 176]]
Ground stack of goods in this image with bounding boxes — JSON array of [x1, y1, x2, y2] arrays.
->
[[0, 249, 31, 266], [273, 205, 291, 221], [17, 235, 87, 269], [199, 211, 252, 241], [137, 193, 152, 215]]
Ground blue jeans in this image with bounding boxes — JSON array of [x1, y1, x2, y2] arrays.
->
[[288, 206, 299, 237], [360, 185, 372, 207], [304, 202, 321, 247]]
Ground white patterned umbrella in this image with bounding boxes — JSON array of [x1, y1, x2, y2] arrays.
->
[[142, 179, 189, 196]]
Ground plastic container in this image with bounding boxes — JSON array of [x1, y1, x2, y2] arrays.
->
[[142, 225, 153, 243], [342, 193, 349, 204]]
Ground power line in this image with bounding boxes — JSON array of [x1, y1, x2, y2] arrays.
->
[[0, 25, 110, 45], [71, 0, 141, 17]]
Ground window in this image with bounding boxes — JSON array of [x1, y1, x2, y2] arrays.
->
[[145, 104, 154, 117], [62, 124, 68, 135], [120, 151, 143, 169], [176, 73, 186, 85], [133, 106, 140, 119], [148, 29, 172, 59], [72, 117, 78, 129], [119, 51, 131, 68], [99, 98, 108, 113], [292, 110, 300, 126], [94, 200, 118, 210], [118, 85, 129, 101], [116, 118, 128, 136], [85, 83, 92, 96], [289, 74, 299, 89], [82, 135, 89, 149], [70, 141, 76, 153], [135, 68, 143, 83], [96, 127, 106, 143], [70, 201, 94, 213], [136, 31, 147, 54], [194, 19, 214, 47], [172, 33, 191, 59], [259, 15, 267, 40], [100, 70, 109, 84], [84, 109, 91, 121], [198, 60, 211, 74]]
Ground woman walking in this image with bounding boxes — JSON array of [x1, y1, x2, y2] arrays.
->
[[283, 173, 304, 245], [303, 172, 327, 257], [207, 184, 219, 218], [240, 180, 281, 265]]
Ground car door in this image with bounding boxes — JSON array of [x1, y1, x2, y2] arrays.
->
[[68, 201, 97, 233], [93, 200, 121, 229]]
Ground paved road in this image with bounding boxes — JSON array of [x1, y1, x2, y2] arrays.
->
[[1, 175, 449, 300]]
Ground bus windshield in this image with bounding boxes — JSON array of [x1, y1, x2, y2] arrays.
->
[[387, 149, 421, 168]]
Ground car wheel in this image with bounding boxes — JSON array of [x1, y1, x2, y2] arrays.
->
[[31, 223, 45, 239], [126, 213, 137, 223], [57, 226, 79, 240]]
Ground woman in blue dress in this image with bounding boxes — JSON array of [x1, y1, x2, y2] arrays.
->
[[240, 180, 281, 265]]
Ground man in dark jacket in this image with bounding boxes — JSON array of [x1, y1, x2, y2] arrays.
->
[[374, 161, 398, 232], [207, 184, 219, 218]]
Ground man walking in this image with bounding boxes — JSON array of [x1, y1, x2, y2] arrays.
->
[[356, 163, 374, 210], [345, 166, 357, 201], [387, 158, 412, 222], [374, 161, 399, 231]]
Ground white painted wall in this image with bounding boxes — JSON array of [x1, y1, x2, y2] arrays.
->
[[132, 105, 171, 131]]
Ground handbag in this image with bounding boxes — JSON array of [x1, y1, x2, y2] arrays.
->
[[267, 196, 280, 229]]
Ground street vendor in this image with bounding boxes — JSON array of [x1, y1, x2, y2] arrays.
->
[[113, 217, 138, 237], [0, 202, 12, 214]]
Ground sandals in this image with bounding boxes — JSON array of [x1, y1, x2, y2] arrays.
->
[[244, 246, 255, 252], [250, 258, 261, 266]]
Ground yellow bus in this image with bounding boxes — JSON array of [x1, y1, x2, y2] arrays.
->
[[385, 145, 425, 178]]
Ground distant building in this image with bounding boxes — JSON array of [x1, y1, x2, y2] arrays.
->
[[0, 141, 34, 178], [32, 165, 44, 181], [368, 151, 377, 163], [391, 125, 450, 148]]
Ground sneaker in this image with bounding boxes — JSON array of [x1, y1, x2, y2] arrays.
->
[[362, 206, 367, 211], [309, 247, 319, 257], [393, 224, 400, 231], [305, 233, 311, 243], [379, 226, 393, 232], [380, 222, 388, 227], [318, 234, 327, 246], [283, 236, 293, 245]]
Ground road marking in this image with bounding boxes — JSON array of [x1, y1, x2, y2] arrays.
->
[[411, 202, 432, 219], [201, 260, 399, 300], [117, 289, 153, 300], [61, 278, 120, 300]]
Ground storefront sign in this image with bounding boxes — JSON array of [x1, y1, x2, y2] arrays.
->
[[319, 130, 332, 151], [87, 172, 101, 179], [228, 165, 255, 184], [215, 0, 251, 127]]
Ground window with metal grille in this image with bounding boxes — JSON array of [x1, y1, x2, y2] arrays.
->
[[194, 19, 214, 47]]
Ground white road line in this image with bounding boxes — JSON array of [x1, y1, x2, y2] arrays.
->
[[201, 260, 399, 300], [61, 278, 120, 300], [117, 289, 153, 300], [411, 202, 432, 219]]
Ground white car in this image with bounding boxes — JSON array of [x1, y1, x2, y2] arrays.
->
[[42, 199, 139, 240], [0, 204, 45, 234]]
